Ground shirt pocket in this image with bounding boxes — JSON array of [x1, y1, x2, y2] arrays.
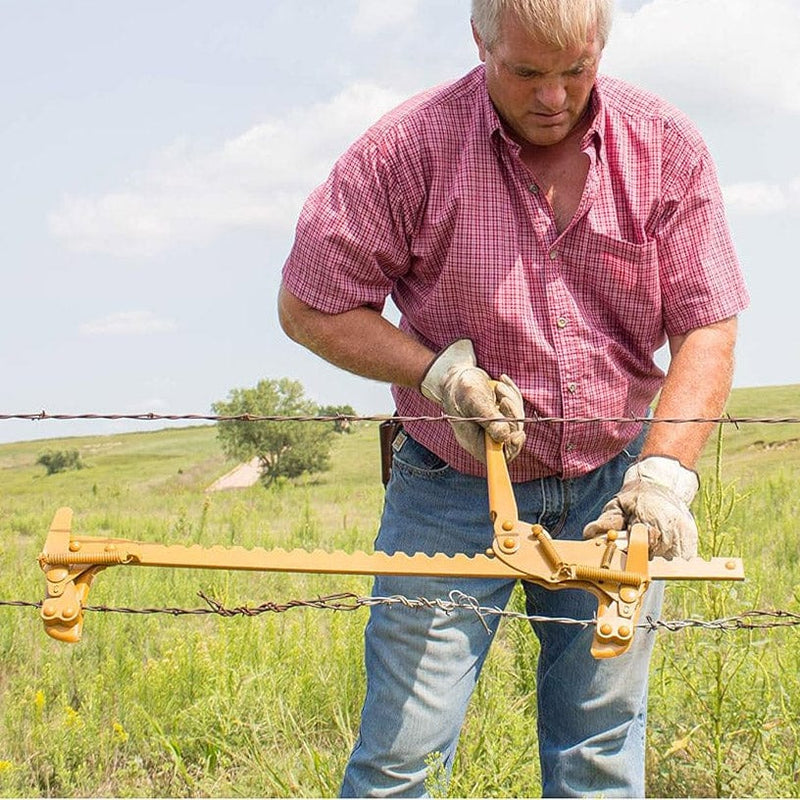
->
[[562, 230, 662, 343]]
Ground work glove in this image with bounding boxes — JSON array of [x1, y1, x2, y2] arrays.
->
[[582, 456, 700, 559], [420, 339, 526, 463]]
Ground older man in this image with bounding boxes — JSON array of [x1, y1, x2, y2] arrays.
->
[[278, 0, 748, 795]]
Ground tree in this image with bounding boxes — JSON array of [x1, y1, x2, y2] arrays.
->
[[212, 378, 338, 487], [37, 449, 85, 475]]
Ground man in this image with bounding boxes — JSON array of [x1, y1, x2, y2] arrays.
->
[[278, 0, 749, 795]]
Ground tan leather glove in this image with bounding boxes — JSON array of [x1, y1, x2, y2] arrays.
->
[[420, 339, 526, 462], [582, 456, 700, 559]]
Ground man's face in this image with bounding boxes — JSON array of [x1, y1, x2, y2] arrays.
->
[[474, 12, 602, 148]]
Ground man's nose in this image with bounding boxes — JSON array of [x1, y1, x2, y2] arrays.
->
[[535, 80, 567, 111]]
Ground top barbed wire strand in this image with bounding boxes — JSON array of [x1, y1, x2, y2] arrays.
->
[[2, 411, 800, 424]]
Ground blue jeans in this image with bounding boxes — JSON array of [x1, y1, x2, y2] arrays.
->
[[340, 431, 664, 798]]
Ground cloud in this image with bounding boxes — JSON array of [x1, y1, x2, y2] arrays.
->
[[50, 82, 404, 257], [351, 0, 420, 35], [603, 0, 800, 116], [722, 179, 800, 216], [79, 310, 178, 336]]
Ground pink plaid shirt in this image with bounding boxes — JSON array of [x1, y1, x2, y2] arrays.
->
[[283, 67, 749, 480]]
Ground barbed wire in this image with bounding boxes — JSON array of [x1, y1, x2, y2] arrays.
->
[[5, 591, 800, 635], [1, 410, 800, 426]]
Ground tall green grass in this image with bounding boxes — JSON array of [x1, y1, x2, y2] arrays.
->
[[0, 385, 798, 797]]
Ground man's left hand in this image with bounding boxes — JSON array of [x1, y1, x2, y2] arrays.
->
[[582, 456, 700, 559]]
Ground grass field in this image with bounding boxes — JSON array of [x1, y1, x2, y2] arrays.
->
[[1, 384, 799, 797]]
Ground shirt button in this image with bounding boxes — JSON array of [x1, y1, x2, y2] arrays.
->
[[549, 250, 558, 260], [567, 382, 577, 394], [556, 316, 568, 329], [528, 183, 539, 194]]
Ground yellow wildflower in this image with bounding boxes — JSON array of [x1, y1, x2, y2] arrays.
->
[[112, 722, 129, 744]]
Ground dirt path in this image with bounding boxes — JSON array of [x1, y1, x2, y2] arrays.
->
[[205, 457, 262, 491]]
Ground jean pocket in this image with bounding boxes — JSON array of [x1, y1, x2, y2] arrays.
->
[[391, 433, 451, 478]]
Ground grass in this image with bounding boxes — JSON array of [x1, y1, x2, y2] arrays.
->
[[0, 384, 799, 796]]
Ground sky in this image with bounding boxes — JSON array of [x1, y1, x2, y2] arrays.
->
[[1, 0, 799, 444]]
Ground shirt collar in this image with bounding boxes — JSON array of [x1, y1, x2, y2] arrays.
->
[[583, 83, 606, 165], [480, 67, 606, 164]]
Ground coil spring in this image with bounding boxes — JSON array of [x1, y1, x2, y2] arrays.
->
[[41, 551, 132, 566], [572, 564, 643, 587]]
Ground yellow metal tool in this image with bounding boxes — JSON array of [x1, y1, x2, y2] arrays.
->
[[38, 434, 743, 657]]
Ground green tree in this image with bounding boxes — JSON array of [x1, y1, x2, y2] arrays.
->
[[212, 378, 337, 486], [36, 449, 84, 475]]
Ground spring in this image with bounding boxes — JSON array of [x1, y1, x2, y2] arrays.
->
[[41, 551, 132, 566], [572, 564, 643, 587]]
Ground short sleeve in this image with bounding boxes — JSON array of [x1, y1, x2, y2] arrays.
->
[[655, 149, 749, 336], [282, 133, 415, 314]]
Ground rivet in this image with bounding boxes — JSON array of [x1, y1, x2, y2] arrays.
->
[[46, 567, 68, 583], [69, 541, 82, 552], [502, 520, 514, 531], [620, 587, 638, 603], [619, 625, 631, 638], [531, 524, 544, 537], [503, 537, 517, 550], [600, 623, 613, 636], [606, 530, 618, 542], [725, 560, 737, 570]]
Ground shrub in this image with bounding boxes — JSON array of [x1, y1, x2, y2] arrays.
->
[[36, 449, 84, 475]]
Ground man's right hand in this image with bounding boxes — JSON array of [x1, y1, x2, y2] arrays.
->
[[420, 339, 526, 462]]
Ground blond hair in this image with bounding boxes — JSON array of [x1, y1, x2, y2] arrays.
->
[[471, 0, 614, 50]]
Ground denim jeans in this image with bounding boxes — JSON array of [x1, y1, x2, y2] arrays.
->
[[340, 431, 664, 798]]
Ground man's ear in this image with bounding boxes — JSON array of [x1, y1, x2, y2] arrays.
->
[[471, 20, 488, 62]]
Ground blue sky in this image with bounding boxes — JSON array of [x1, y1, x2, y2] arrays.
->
[[1, 0, 798, 443]]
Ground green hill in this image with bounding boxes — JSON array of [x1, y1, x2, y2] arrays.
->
[[696, 383, 800, 480]]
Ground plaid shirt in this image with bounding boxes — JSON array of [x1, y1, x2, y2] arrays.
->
[[282, 67, 749, 480]]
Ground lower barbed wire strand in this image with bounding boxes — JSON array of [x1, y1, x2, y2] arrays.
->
[[6, 594, 800, 632]]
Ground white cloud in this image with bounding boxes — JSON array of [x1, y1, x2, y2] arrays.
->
[[351, 0, 420, 35], [722, 179, 800, 216], [79, 310, 178, 336], [50, 82, 404, 257], [603, 0, 800, 116]]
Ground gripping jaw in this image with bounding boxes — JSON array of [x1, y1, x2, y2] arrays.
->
[[39, 508, 107, 643], [485, 435, 651, 658]]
